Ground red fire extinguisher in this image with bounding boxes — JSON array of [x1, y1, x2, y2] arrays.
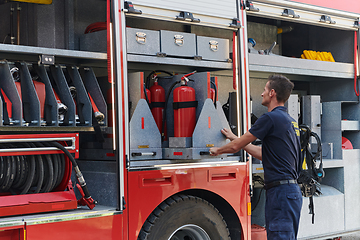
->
[[173, 71, 197, 138], [150, 79, 166, 138], [144, 88, 151, 104]]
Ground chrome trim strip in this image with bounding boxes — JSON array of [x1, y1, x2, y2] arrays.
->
[[25, 209, 120, 226], [0, 137, 74, 143], [0, 220, 24, 229], [126, 5, 238, 29], [129, 160, 246, 171], [250, 1, 359, 30], [253, 0, 360, 19]]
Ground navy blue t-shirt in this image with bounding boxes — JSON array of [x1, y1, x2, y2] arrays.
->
[[249, 106, 301, 185]]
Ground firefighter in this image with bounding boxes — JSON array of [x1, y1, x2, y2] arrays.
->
[[210, 74, 302, 240]]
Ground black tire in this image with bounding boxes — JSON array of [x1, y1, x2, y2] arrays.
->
[[138, 194, 231, 240]]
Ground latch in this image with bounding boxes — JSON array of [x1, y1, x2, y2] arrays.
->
[[245, 0, 259, 12], [209, 40, 218, 52], [123, 1, 142, 14], [229, 18, 242, 28], [174, 35, 184, 46], [38, 54, 55, 65], [319, 15, 336, 24], [176, 11, 200, 23], [135, 32, 146, 44], [282, 9, 300, 18], [355, 18, 360, 28]]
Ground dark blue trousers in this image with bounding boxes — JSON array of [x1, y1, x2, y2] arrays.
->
[[265, 183, 302, 240]]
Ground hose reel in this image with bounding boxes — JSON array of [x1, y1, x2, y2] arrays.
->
[[0, 133, 95, 216]]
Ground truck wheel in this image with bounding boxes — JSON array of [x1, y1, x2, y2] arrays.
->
[[138, 194, 231, 240]]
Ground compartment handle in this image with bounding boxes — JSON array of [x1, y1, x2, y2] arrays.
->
[[136, 32, 147, 44], [174, 35, 184, 46], [209, 40, 219, 52]]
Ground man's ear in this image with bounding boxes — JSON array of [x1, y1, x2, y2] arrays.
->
[[269, 89, 276, 98]]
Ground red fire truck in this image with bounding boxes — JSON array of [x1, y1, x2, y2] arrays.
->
[[0, 0, 358, 239]]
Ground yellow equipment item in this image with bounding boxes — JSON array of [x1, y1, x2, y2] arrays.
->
[[301, 50, 335, 62]]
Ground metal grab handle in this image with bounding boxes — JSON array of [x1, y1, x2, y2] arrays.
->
[[209, 40, 219, 52], [200, 151, 211, 155], [136, 32, 146, 44], [0, 136, 76, 152], [0, 146, 73, 153], [131, 152, 156, 157], [174, 35, 184, 46]]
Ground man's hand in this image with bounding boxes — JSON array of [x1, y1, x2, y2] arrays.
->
[[209, 147, 220, 156], [221, 128, 237, 141]]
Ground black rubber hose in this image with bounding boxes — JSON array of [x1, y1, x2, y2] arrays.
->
[[0, 156, 10, 191], [0, 142, 68, 194], [145, 70, 174, 89], [34, 142, 55, 193], [53, 154, 63, 188], [58, 154, 65, 187], [28, 142, 44, 194], [1, 156, 15, 192], [144, 84, 151, 106], [11, 155, 26, 189], [0, 156, 5, 187], [42, 142, 63, 189], [210, 81, 218, 108], [11, 154, 20, 189], [161, 81, 180, 141], [5, 156, 16, 192], [34, 155, 44, 194], [49, 141, 91, 199], [40, 154, 54, 193], [16, 143, 36, 194], [50, 153, 59, 190], [19, 155, 35, 194]]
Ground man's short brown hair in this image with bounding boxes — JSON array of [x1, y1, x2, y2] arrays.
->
[[267, 74, 294, 103]]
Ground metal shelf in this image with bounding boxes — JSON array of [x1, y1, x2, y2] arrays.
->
[[0, 44, 107, 67], [249, 54, 353, 79], [342, 120, 360, 131], [127, 54, 232, 70], [0, 126, 98, 132]]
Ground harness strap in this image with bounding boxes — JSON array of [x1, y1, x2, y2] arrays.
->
[[173, 101, 197, 110]]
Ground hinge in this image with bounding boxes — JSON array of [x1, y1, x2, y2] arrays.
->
[[281, 9, 300, 18], [230, 18, 242, 28], [245, 0, 259, 12], [122, 196, 126, 210], [176, 11, 200, 23], [126, 154, 129, 168], [319, 15, 336, 24], [123, 1, 142, 14]]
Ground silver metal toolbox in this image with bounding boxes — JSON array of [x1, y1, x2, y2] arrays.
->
[[126, 28, 160, 56], [196, 36, 230, 62], [160, 30, 196, 57]]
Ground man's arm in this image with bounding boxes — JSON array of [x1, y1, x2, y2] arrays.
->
[[243, 143, 262, 160], [210, 131, 257, 156]]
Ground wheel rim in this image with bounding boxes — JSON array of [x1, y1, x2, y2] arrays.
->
[[168, 224, 211, 240]]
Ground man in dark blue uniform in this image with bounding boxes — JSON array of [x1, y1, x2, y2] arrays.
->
[[210, 75, 302, 239]]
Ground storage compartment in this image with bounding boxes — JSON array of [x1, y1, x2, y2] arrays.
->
[[160, 30, 196, 58], [0, 0, 106, 51], [127, 28, 160, 56], [247, 16, 355, 79], [196, 36, 230, 62], [0, 133, 80, 217], [127, 67, 240, 166]]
